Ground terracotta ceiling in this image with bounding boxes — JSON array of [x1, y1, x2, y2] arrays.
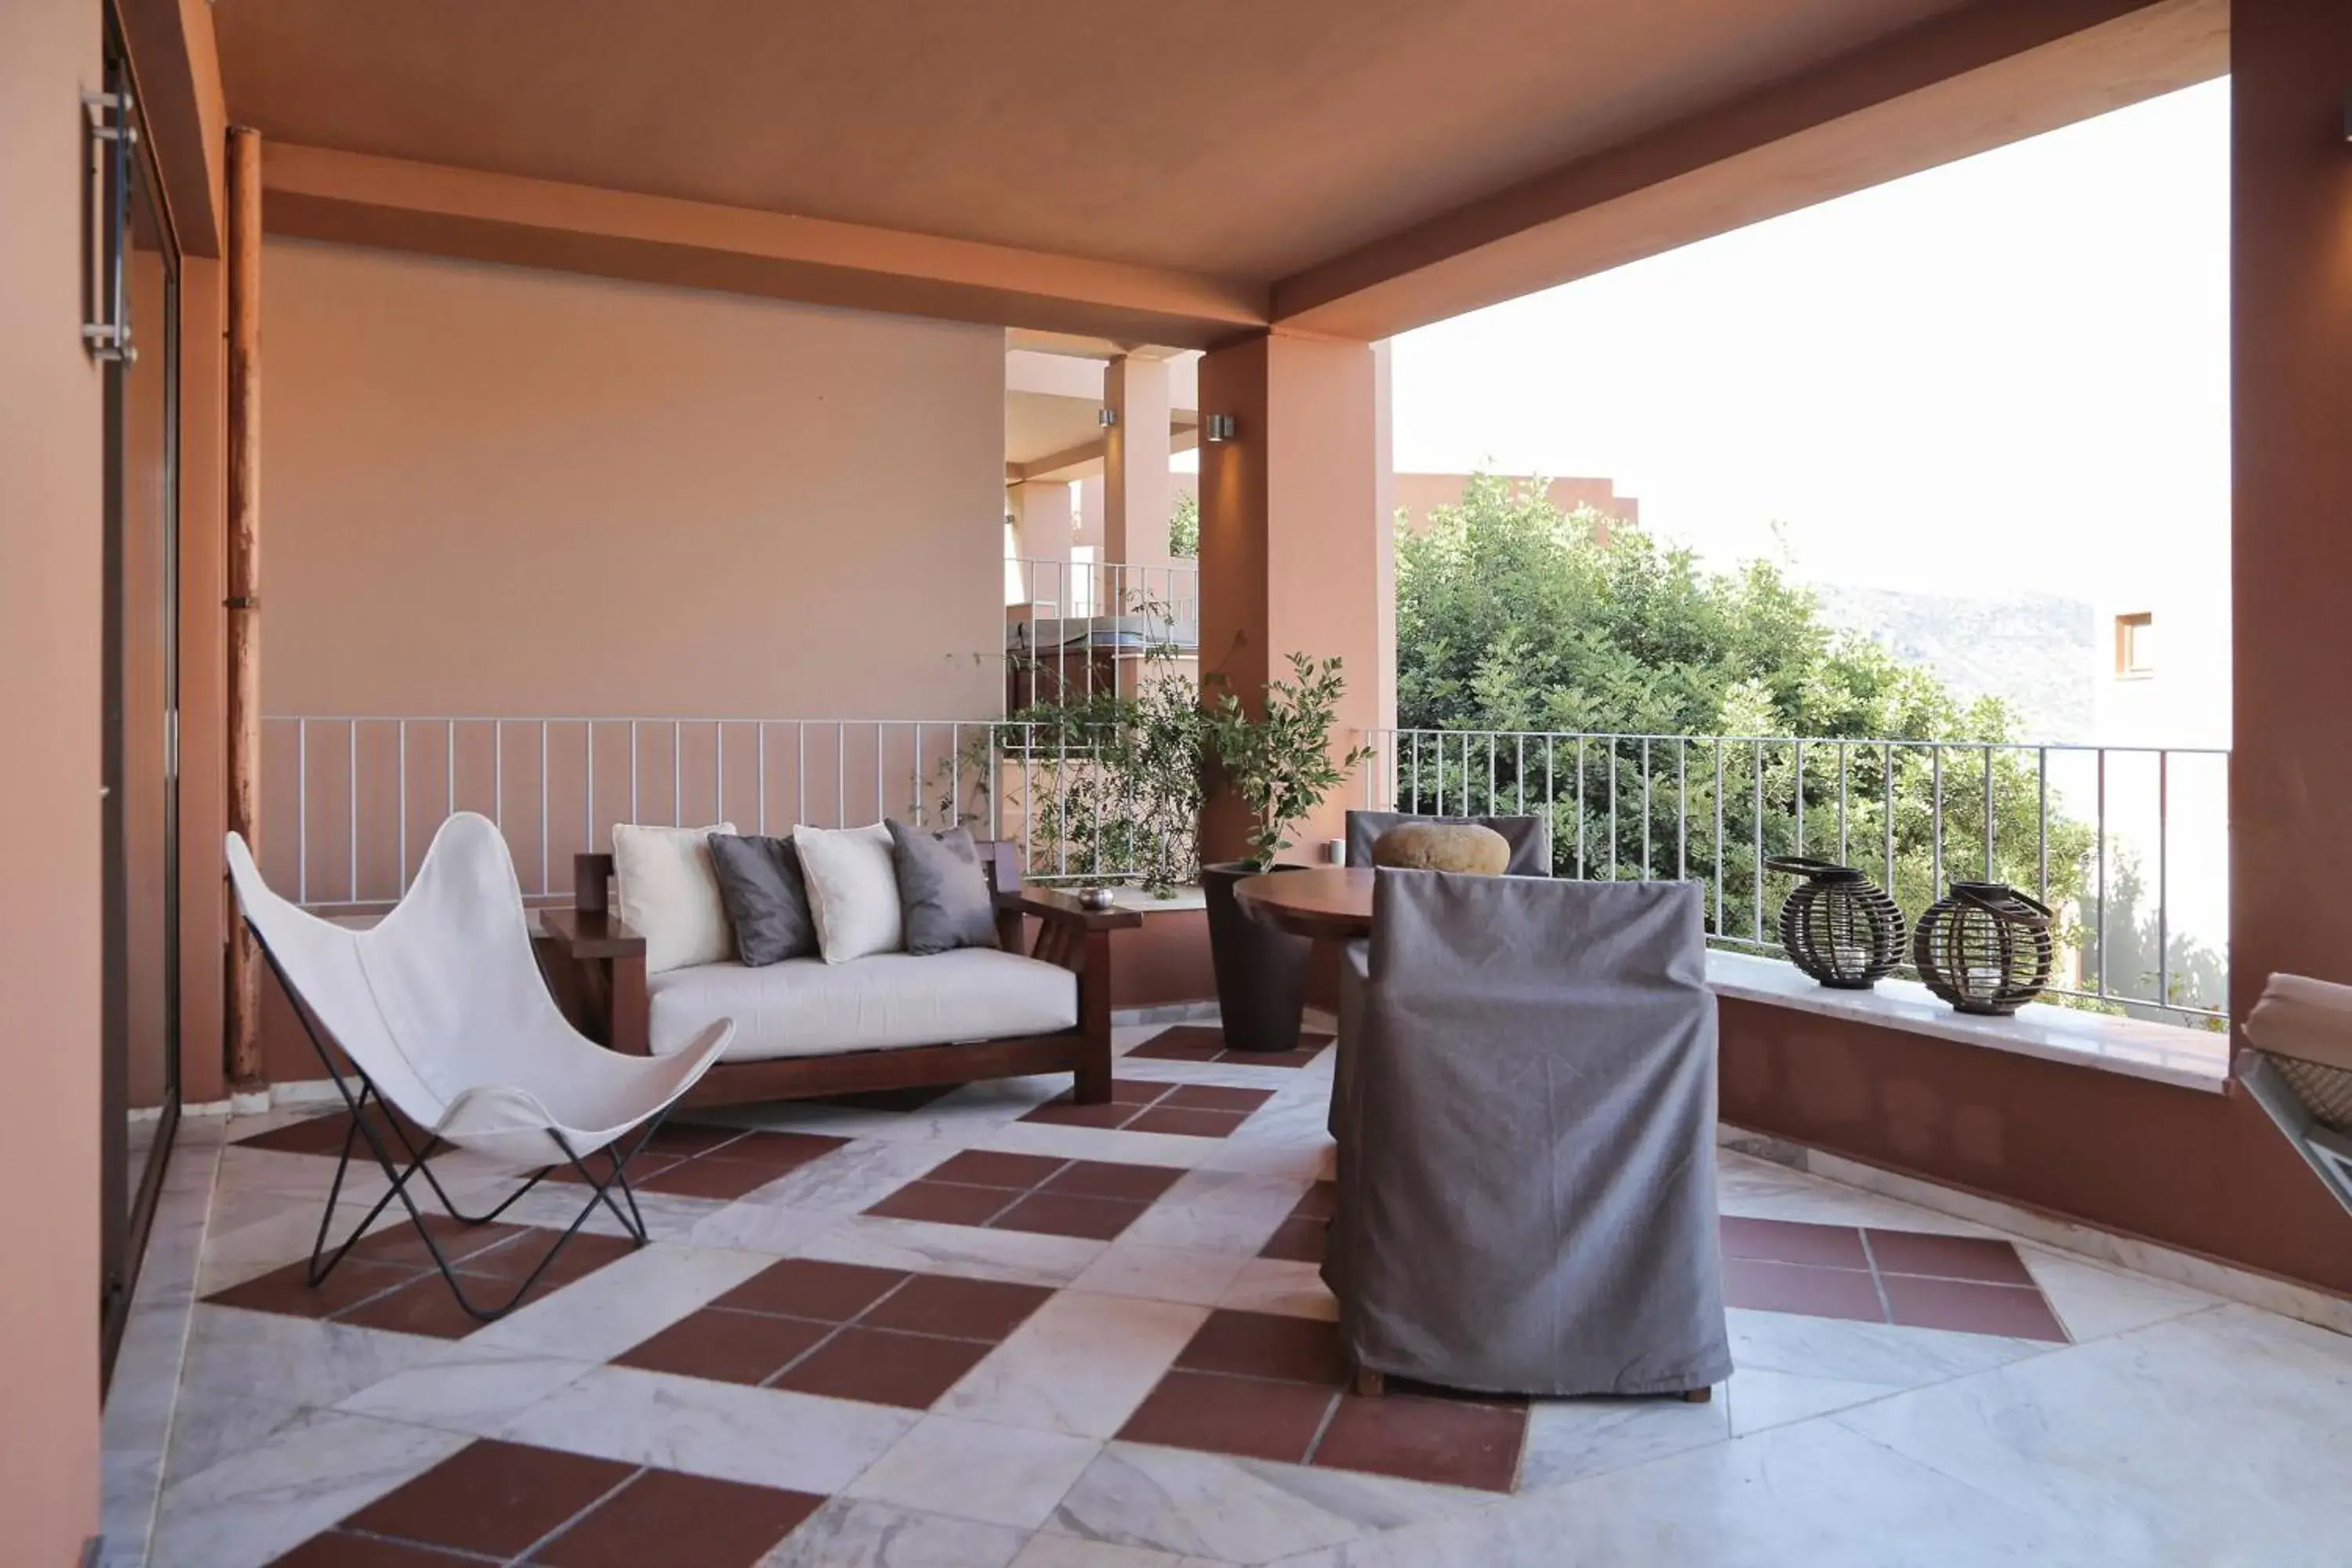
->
[[212, 0, 1974, 285]]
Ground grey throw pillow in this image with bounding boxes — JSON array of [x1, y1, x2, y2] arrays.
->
[[887, 822, 1000, 956], [706, 833, 818, 966]]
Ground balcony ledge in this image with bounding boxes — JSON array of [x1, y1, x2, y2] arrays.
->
[[1705, 949, 2230, 1094]]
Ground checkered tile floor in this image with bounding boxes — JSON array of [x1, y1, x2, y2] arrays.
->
[[138, 1018, 2193, 1568]]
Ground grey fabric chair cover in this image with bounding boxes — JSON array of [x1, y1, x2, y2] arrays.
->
[[1345, 810, 1551, 875], [1326, 869, 1730, 1398]]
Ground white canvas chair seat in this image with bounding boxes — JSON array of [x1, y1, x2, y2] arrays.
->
[[226, 812, 733, 1319], [2238, 971, 2352, 1217]]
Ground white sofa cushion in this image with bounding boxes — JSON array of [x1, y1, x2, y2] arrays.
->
[[793, 822, 903, 963], [647, 948, 1078, 1063], [611, 822, 735, 975]]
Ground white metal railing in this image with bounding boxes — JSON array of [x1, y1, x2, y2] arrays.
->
[[259, 714, 1160, 911], [1358, 727, 2230, 1024], [1004, 557, 1200, 710]]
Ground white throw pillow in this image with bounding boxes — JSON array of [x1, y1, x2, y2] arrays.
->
[[612, 822, 735, 975], [793, 822, 903, 963]]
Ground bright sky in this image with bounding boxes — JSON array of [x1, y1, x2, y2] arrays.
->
[[1388, 78, 2231, 601]]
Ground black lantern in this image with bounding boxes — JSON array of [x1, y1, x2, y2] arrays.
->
[[1912, 882, 2055, 1015], [1765, 856, 1907, 989]]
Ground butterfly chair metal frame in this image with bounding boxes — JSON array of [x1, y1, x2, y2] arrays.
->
[[252, 927, 677, 1323]]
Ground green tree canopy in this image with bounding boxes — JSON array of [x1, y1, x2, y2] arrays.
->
[[1394, 473, 2093, 950]]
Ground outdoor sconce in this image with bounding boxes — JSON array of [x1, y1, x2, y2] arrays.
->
[[1203, 413, 1237, 442], [1098, 408, 1118, 428]]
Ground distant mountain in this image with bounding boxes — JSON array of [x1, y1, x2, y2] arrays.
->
[[1806, 583, 2096, 743]]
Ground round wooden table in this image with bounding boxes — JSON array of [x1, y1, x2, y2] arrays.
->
[[1234, 866, 1375, 941]]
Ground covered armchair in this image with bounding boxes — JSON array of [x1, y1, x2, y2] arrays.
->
[[1343, 809, 1552, 875], [1326, 869, 1730, 1399]]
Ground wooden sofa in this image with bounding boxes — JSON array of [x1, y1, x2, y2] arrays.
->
[[532, 841, 1138, 1109]]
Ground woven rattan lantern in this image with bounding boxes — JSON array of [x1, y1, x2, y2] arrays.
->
[[1764, 856, 1907, 990], [1911, 882, 2055, 1015]]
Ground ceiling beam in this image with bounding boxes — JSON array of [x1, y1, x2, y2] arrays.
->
[[1272, 0, 2224, 340], [262, 143, 1269, 347]]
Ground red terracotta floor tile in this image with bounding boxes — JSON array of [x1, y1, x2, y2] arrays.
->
[[815, 1085, 958, 1112], [336, 1272, 521, 1339], [205, 1255, 419, 1320], [712, 1259, 908, 1323], [1721, 1258, 1886, 1323], [343, 1215, 529, 1271], [1127, 1107, 1247, 1138], [991, 1191, 1146, 1241], [531, 1468, 824, 1568], [236, 1105, 434, 1158], [770, 1326, 993, 1407], [1041, 1160, 1186, 1203], [865, 1180, 1019, 1228], [1125, 1026, 1228, 1061], [1020, 1098, 1139, 1130], [1719, 1216, 1870, 1269], [343, 1439, 634, 1557], [1109, 1079, 1174, 1105], [1118, 1370, 1336, 1464], [615, 1306, 833, 1386], [927, 1150, 1069, 1189], [860, 1274, 1054, 1341], [1881, 1275, 2068, 1342], [710, 1131, 852, 1171], [1258, 1215, 1329, 1265], [1177, 1310, 1348, 1386], [1312, 1392, 1527, 1493], [1865, 1229, 2038, 1287], [546, 1152, 686, 1185], [452, 1229, 636, 1290], [265, 1533, 477, 1566], [640, 1123, 753, 1156], [1162, 1084, 1275, 1112]]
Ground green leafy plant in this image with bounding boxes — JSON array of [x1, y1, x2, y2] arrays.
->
[[1206, 652, 1373, 872], [1170, 488, 1200, 559]]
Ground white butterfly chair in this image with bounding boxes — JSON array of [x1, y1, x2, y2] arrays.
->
[[226, 812, 733, 1320]]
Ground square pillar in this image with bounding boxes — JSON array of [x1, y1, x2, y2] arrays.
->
[[1011, 478, 1074, 606], [1103, 354, 1174, 596], [1197, 330, 1392, 862]]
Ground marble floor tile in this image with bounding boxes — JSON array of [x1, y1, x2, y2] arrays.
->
[[1074, 1244, 1254, 1308], [162, 1387, 310, 1487], [148, 1408, 470, 1568], [760, 1497, 1029, 1568], [803, 1213, 1109, 1287], [1010, 1535, 1237, 1568], [686, 1197, 849, 1256], [1833, 1304, 2352, 1567], [1118, 1171, 1309, 1255], [941, 1291, 1208, 1439], [1047, 1443, 1483, 1566], [1724, 1305, 2054, 1436], [466, 1240, 775, 1363], [180, 1305, 448, 1411], [742, 1138, 963, 1212], [847, 1414, 1103, 1529], [2016, 1246, 2217, 1342], [498, 1363, 914, 1494], [332, 1340, 601, 1436], [1517, 1389, 1732, 1490], [1216, 1260, 1337, 1323]]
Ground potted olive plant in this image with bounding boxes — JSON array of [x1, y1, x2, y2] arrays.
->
[[1201, 652, 1372, 1051]]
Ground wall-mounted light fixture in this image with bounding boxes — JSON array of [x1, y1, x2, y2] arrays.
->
[[1203, 414, 1237, 443], [1098, 408, 1118, 429]]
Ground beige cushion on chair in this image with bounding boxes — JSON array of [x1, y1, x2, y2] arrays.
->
[[793, 822, 905, 963], [612, 822, 736, 975]]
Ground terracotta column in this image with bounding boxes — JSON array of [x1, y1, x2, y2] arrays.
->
[[1196, 330, 1390, 862], [2233, 2, 2352, 1013], [1103, 353, 1174, 608]]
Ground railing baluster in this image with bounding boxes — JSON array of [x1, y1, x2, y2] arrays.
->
[[2158, 750, 2172, 1009]]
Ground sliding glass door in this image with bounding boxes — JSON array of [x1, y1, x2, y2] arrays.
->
[[98, 22, 182, 1383]]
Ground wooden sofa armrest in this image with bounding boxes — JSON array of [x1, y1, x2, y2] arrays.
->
[[996, 888, 1145, 933], [535, 869, 648, 1054]]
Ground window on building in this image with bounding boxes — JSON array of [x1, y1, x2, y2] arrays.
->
[[2114, 612, 2155, 677]]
